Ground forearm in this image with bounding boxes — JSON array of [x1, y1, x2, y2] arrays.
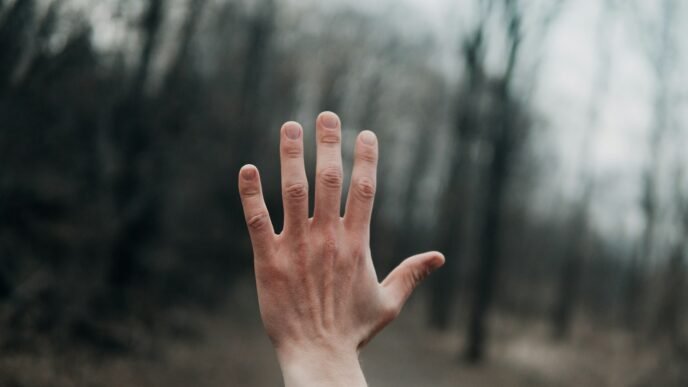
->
[[277, 346, 367, 387]]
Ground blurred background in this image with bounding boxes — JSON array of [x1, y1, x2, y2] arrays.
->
[[1, 0, 687, 385]]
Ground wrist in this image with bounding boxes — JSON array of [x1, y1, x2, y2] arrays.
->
[[276, 342, 367, 387]]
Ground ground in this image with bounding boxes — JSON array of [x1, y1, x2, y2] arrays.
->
[[0, 279, 683, 386]]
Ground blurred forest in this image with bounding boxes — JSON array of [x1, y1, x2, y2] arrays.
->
[[1, 0, 687, 386]]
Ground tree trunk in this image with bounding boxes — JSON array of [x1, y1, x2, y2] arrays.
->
[[464, 2, 520, 361], [464, 104, 510, 361]]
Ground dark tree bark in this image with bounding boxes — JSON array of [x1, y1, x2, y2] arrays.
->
[[108, 0, 165, 290], [235, 0, 275, 165], [464, 0, 521, 362], [0, 0, 34, 88], [653, 248, 686, 341], [652, 170, 688, 342], [163, 0, 206, 91], [464, 90, 513, 362], [624, 0, 676, 332], [550, 0, 610, 339], [550, 208, 587, 339], [429, 28, 485, 331]]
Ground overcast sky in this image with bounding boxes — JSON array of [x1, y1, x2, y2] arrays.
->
[[393, 0, 688, 244], [62, 0, 688, 248]]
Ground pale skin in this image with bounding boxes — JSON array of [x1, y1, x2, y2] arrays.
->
[[238, 111, 445, 386]]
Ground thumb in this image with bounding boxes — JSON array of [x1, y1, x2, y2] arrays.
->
[[381, 251, 445, 311]]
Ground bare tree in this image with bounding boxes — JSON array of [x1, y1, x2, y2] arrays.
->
[[550, 0, 613, 339], [624, 0, 677, 332], [234, 0, 276, 164], [465, 0, 524, 362], [108, 0, 166, 290], [652, 168, 687, 343], [429, 22, 487, 330]]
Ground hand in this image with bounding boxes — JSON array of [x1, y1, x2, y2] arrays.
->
[[238, 111, 445, 386]]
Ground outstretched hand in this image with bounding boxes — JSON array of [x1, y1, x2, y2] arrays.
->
[[238, 111, 444, 386]]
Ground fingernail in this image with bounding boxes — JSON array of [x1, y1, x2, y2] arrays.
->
[[284, 122, 301, 140], [242, 167, 256, 180], [432, 254, 445, 268], [360, 130, 376, 145], [320, 112, 339, 129]]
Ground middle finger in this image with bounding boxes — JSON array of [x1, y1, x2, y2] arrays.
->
[[313, 111, 343, 225]]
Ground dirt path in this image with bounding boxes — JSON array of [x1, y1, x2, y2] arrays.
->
[[1, 281, 672, 386]]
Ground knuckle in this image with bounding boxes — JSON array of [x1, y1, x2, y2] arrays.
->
[[282, 145, 302, 159], [358, 148, 377, 163], [294, 240, 309, 258], [381, 300, 401, 323], [414, 261, 434, 284], [420, 266, 432, 282], [320, 134, 340, 144], [284, 182, 308, 200], [407, 271, 421, 292], [246, 212, 269, 231], [349, 242, 367, 261], [257, 262, 285, 282], [402, 263, 425, 292], [316, 227, 339, 258], [320, 234, 338, 258], [354, 177, 376, 199], [318, 167, 343, 189], [240, 186, 260, 197]]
